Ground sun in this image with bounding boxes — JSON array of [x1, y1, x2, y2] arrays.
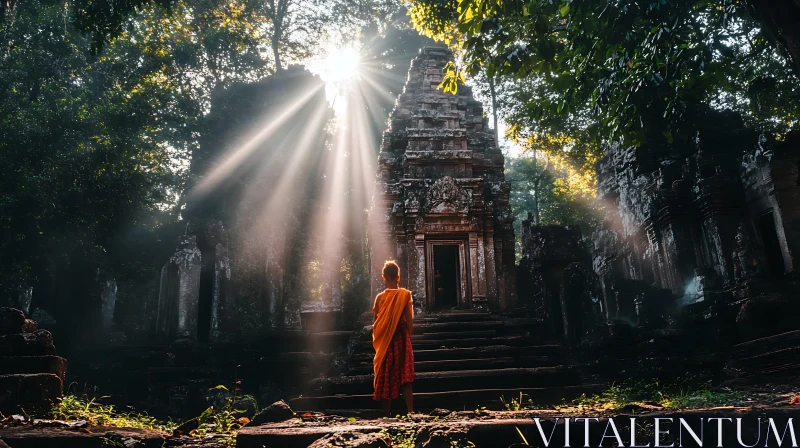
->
[[323, 46, 361, 82]]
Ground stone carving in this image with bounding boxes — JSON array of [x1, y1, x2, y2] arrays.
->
[[732, 222, 763, 281], [427, 176, 470, 214]]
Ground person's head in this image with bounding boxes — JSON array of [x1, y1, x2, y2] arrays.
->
[[382, 260, 400, 286]]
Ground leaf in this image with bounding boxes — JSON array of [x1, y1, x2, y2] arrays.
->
[[516, 426, 530, 445], [560, 5, 570, 16]]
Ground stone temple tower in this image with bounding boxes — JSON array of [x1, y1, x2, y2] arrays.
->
[[369, 47, 515, 313]]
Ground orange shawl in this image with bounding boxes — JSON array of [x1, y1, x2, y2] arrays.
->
[[372, 288, 413, 387]]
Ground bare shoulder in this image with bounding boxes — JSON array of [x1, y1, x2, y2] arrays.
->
[[373, 291, 385, 309]]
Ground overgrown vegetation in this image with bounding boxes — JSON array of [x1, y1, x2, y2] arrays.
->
[[570, 378, 752, 410], [46, 382, 258, 447], [50, 395, 171, 431]]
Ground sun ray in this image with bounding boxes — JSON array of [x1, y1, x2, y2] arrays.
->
[[190, 84, 324, 199]]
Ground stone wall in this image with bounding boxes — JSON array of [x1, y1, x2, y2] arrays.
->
[[593, 124, 800, 344]]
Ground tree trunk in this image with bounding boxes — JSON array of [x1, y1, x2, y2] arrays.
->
[[272, 40, 283, 72], [747, 0, 800, 78], [488, 76, 500, 149], [531, 173, 541, 225]]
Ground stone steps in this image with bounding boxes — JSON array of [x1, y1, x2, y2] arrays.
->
[[0, 373, 63, 414], [357, 335, 533, 351], [732, 330, 800, 377], [289, 384, 604, 412], [291, 311, 586, 412], [310, 366, 580, 395], [0, 355, 66, 379], [349, 344, 564, 363], [347, 355, 559, 374]]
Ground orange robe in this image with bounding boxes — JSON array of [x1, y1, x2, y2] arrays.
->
[[372, 288, 413, 388]]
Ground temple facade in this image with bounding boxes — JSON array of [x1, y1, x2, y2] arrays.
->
[[368, 47, 516, 313]]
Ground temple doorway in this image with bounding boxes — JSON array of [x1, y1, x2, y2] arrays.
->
[[433, 245, 460, 309]]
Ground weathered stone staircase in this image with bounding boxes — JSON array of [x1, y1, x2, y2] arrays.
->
[[290, 310, 601, 413]]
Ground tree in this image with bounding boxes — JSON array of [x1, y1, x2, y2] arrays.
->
[[506, 152, 601, 258], [408, 0, 800, 151], [0, 0, 190, 333]]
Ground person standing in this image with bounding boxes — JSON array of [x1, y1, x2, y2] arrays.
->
[[372, 260, 415, 416]]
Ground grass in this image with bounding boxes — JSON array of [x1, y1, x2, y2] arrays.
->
[[47, 386, 258, 448], [49, 394, 172, 431], [570, 377, 751, 410]]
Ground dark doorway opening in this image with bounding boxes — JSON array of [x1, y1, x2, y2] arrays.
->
[[755, 211, 786, 278], [433, 245, 460, 308]]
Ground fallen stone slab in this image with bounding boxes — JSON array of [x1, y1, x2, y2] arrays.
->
[[0, 331, 55, 357], [0, 308, 25, 336], [237, 423, 385, 448], [238, 406, 800, 448], [307, 431, 390, 448], [0, 356, 66, 380], [0, 373, 62, 415], [0, 426, 165, 448]]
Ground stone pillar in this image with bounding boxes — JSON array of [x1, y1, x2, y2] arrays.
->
[[156, 235, 202, 341], [156, 263, 172, 337], [100, 278, 117, 334], [468, 232, 482, 305], [264, 258, 284, 330], [475, 235, 488, 298], [483, 231, 497, 304], [209, 243, 231, 342], [412, 234, 427, 310]]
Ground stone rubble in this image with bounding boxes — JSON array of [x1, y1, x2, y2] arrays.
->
[[0, 308, 65, 415]]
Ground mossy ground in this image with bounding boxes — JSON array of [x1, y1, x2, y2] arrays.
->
[[3, 379, 795, 447]]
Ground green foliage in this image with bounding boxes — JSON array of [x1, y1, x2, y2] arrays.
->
[[407, 0, 800, 152], [572, 378, 751, 410], [50, 395, 171, 430], [439, 61, 466, 94], [0, 0, 191, 298], [500, 391, 530, 411], [506, 154, 601, 257]]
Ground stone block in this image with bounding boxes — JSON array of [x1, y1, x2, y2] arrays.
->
[[0, 373, 62, 414], [308, 432, 390, 448], [22, 319, 37, 333], [0, 308, 25, 335], [0, 356, 67, 380], [249, 400, 295, 425], [0, 330, 56, 356]]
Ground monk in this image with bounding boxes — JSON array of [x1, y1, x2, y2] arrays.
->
[[372, 260, 415, 416]]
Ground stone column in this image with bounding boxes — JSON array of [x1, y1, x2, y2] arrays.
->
[[156, 263, 172, 337], [100, 279, 117, 334], [172, 235, 202, 340], [468, 232, 481, 305], [412, 234, 427, 310], [264, 258, 284, 330], [483, 231, 497, 303], [209, 243, 231, 342]]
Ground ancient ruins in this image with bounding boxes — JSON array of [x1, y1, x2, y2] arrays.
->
[[4, 47, 799, 424], [368, 47, 516, 313]]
